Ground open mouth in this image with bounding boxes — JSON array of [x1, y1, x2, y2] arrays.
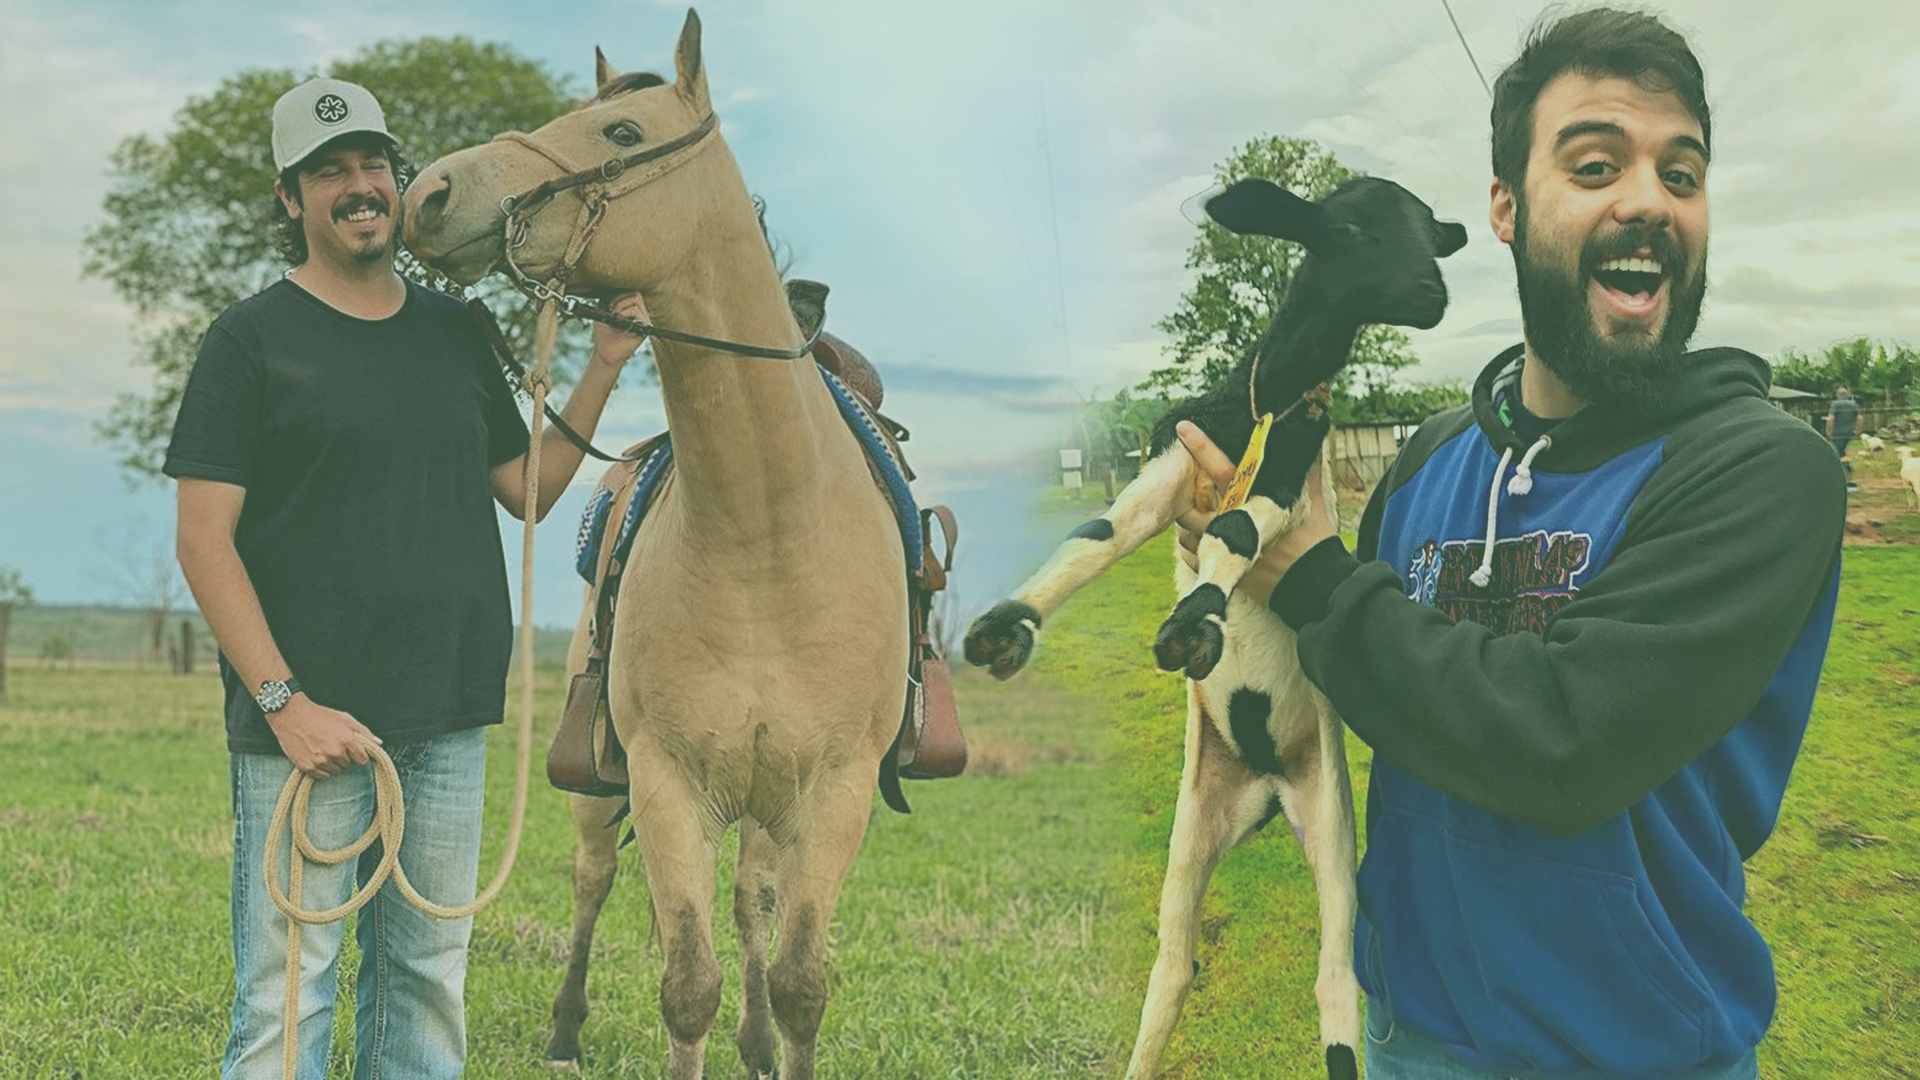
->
[[1590, 254, 1667, 319], [334, 199, 389, 227]]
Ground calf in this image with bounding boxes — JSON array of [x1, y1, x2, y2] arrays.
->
[[966, 176, 1465, 1080]]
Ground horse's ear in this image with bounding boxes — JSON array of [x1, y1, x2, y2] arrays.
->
[[595, 46, 617, 93], [673, 8, 711, 114], [1205, 178, 1329, 248]]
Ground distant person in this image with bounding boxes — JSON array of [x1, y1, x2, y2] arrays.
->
[[1177, 8, 1844, 1078], [1826, 385, 1860, 491], [165, 77, 645, 1078]]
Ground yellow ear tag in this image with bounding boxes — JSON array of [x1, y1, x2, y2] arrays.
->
[[1217, 413, 1274, 512]]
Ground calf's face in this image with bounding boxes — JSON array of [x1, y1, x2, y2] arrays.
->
[[1206, 176, 1467, 330]]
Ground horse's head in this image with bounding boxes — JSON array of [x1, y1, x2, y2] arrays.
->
[[1205, 175, 1467, 331], [402, 9, 738, 294]]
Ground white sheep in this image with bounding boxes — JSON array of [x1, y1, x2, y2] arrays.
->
[[1898, 447, 1920, 509], [1860, 433, 1885, 453]]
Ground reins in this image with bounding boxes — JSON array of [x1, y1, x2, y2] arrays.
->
[[494, 110, 823, 363]]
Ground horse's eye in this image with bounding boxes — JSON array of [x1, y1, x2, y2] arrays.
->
[[604, 121, 644, 147]]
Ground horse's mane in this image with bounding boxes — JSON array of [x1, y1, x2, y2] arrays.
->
[[592, 72, 667, 102]]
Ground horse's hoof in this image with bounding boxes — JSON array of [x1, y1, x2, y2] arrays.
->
[[964, 600, 1040, 680]]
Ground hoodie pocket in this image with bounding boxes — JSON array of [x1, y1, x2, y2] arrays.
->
[[1443, 829, 1711, 1072]]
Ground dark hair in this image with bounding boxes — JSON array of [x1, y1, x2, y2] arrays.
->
[[1490, 7, 1710, 188], [268, 141, 414, 265]]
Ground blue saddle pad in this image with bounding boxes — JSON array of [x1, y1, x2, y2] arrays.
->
[[573, 367, 919, 586]]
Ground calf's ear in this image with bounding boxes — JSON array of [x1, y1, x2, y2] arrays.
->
[[1205, 179, 1328, 248], [1434, 219, 1469, 257]]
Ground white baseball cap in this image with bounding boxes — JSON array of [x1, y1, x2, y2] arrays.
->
[[271, 77, 395, 172]]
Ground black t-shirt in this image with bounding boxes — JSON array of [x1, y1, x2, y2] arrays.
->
[[164, 278, 530, 753]]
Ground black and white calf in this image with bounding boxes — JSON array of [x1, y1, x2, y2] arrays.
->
[[965, 176, 1465, 1080]]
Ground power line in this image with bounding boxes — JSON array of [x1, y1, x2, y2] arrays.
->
[[1440, 0, 1491, 99]]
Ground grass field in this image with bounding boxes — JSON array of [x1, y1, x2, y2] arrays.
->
[[0, 659, 1136, 1078], [3, 485, 1913, 1079], [1026, 490, 1920, 1079]]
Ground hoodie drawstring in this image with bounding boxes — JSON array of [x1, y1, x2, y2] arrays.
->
[[1507, 434, 1553, 496], [1470, 435, 1553, 588]]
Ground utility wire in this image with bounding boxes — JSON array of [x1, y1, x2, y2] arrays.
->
[[1440, 0, 1492, 99]]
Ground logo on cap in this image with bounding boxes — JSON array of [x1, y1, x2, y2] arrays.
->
[[314, 94, 350, 125]]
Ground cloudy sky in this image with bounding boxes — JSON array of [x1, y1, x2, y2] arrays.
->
[[3, 0, 1916, 625]]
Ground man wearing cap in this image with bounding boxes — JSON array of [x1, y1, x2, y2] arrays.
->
[[165, 77, 644, 1078]]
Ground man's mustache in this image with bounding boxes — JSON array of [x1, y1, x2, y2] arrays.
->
[[333, 195, 390, 221], [1581, 224, 1686, 282]]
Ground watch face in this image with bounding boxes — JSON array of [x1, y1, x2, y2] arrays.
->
[[258, 680, 291, 713]]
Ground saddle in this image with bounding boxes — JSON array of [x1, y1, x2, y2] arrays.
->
[[547, 288, 966, 812]]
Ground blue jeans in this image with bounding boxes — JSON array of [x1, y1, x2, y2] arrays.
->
[[222, 727, 487, 1080], [1365, 997, 1760, 1080]]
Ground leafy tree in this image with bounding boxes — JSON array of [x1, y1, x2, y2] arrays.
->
[[83, 38, 593, 480], [1333, 378, 1471, 424], [1075, 390, 1174, 498], [1141, 136, 1423, 404], [0, 566, 32, 706], [1771, 338, 1920, 408]]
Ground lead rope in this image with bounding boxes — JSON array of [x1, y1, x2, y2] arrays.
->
[[265, 295, 560, 1080]]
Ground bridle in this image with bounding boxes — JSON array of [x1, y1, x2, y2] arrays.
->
[[490, 108, 822, 362]]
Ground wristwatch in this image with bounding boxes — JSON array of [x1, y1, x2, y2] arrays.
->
[[256, 677, 304, 715]]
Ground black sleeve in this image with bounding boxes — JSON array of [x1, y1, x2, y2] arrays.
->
[[163, 323, 262, 486], [482, 358, 531, 468], [1265, 435, 1400, 628], [1288, 419, 1846, 836], [455, 307, 531, 468]]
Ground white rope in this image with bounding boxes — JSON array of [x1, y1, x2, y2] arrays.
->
[[1469, 444, 1514, 588]]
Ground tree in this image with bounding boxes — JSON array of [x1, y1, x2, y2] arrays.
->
[[1141, 136, 1423, 405], [83, 38, 596, 481], [1333, 378, 1472, 424], [102, 526, 188, 667], [0, 566, 32, 706], [1771, 338, 1920, 408], [1076, 390, 1173, 497]]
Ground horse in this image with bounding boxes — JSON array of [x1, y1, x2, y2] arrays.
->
[[402, 12, 909, 1079]]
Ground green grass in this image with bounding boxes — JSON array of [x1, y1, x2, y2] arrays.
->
[[1026, 493, 1920, 1079], [0, 661, 1134, 1078], [4, 507, 1912, 1079]]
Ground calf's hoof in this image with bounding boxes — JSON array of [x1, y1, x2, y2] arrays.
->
[[1326, 1043, 1358, 1080], [1154, 584, 1227, 680], [964, 600, 1040, 680], [1154, 613, 1224, 681]]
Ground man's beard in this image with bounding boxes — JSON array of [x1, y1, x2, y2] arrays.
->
[[1512, 197, 1708, 409], [334, 194, 395, 264]]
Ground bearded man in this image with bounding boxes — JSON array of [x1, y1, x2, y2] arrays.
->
[[1177, 9, 1844, 1079]]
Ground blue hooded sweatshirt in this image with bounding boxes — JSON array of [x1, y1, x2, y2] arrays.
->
[[1267, 345, 1845, 1077]]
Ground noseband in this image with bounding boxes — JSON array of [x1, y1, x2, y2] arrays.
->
[[492, 110, 821, 361]]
